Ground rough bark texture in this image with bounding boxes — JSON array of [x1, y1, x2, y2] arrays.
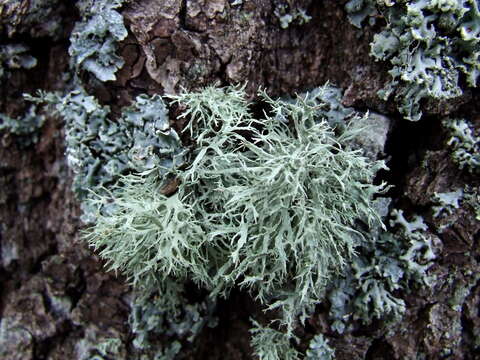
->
[[0, 0, 479, 359]]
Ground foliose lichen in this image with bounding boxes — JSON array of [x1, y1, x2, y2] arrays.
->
[[0, 106, 45, 146], [327, 207, 435, 333], [464, 185, 480, 220], [69, 0, 128, 82], [26, 87, 184, 221], [305, 334, 335, 360], [274, 2, 312, 29], [369, 0, 480, 121], [0, 44, 37, 80], [129, 281, 217, 351], [443, 118, 480, 174], [344, 0, 378, 28]]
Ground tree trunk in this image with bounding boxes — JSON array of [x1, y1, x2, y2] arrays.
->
[[1, 1, 479, 359]]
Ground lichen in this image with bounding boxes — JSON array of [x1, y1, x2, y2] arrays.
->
[[82, 84, 388, 356], [369, 0, 480, 121], [69, 0, 128, 82], [432, 188, 464, 232], [464, 185, 480, 221], [0, 106, 45, 147], [444, 118, 480, 174], [75, 327, 126, 360], [0, 44, 37, 80], [274, 2, 312, 29], [250, 321, 300, 360], [26, 87, 184, 221], [344, 0, 378, 28], [129, 282, 217, 350], [305, 334, 335, 360], [327, 207, 435, 333]]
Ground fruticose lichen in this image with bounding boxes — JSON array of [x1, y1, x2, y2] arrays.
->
[[81, 84, 388, 357], [250, 321, 301, 360]]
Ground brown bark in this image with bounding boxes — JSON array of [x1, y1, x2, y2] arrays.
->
[[1, 1, 479, 359]]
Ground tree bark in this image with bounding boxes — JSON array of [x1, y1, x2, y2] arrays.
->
[[1, 1, 479, 359]]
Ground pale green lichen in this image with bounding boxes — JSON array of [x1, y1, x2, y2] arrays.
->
[[250, 321, 300, 360], [83, 85, 388, 356]]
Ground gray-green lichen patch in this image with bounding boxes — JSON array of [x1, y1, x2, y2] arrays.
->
[[75, 326, 127, 360], [274, 2, 312, 29], [305, 334, 335, 360], [26, 87, 184, 222], [348, 111, 391, 160], [250, 321, 301, 360], [369, 0, 480, 121], [444, 118, 480, 174], [432, 188, 464, 232], [328, 208, 435, 333], [69, 0, 128, 82], [0, 106, 45, 147], [344, 0, 378, 28], [0, 44, 37, 80], [129, 283, 217, 352]]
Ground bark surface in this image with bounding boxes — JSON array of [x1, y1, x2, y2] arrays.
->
[[0, 1, 479, 359]]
